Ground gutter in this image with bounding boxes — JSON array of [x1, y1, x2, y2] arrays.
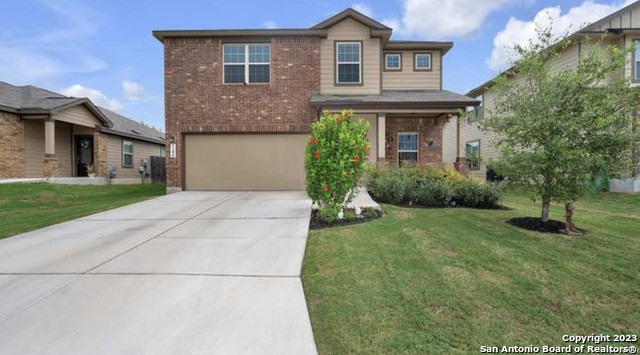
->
[[153, 29, 329, 42], [310, 100, 480, 109]]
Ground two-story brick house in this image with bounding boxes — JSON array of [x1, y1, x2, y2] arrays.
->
[[154, 8, 478, 192]]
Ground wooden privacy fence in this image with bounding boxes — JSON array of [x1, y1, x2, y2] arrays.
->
[[150, 156, 166, 184]]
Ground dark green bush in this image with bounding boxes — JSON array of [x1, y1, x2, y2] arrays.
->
[[414, 179, 453, 207], [366, 165, 503, 209], [317, 208, 338, 224], [362, 207, 378, 219], [367, 168, 411, 204], [343, 210, 357, 221], [453, 180, 502, 208]]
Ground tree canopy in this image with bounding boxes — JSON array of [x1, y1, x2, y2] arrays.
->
[[483, 26, 639, 222]]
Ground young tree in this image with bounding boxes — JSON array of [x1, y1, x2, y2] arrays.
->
[[484, 26, 639, 223]]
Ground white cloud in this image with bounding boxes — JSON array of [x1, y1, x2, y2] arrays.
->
[[488, 0, 636, 72], [35, 0, 98, 43], [0, 0, 105, 86], [352, 3, 374, 17], [0, 46, 61, 84], [385, 0, 519, 39], [264, 21, 278, 29], [122, 80, 144, 101], [60, 84, 123, 112]]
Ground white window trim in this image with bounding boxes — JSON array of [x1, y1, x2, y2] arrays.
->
[[123, 140, 134, 168], [223, 43, 271, 84], [384, 53, 401, 70], [336, 41, 362, 84], [466, 140, 481, 170], [397, 132, 419, 164], [634, 40, 640, 81], [414, 53, 432, 70]]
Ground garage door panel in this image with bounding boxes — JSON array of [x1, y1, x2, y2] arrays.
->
[[185, 134, 308, 191]]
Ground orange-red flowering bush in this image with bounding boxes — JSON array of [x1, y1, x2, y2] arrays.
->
[[305, 109, 370, 222]]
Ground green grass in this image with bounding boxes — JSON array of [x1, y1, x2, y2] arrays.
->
[[302, 190, 640, 354], [0, 183, 165, 239]]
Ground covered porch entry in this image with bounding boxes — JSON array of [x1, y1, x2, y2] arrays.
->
[[23, 103, 112, 178], [311, 90, 480, 170]]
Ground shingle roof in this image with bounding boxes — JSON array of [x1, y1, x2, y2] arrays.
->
[[98, 107, 165, 144], [0, 81, 82, 112], [311, 90, 480, 108], [0, 81, 164, 144]]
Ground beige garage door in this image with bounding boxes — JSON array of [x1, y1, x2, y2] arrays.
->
[[184, 134, 308, 190]]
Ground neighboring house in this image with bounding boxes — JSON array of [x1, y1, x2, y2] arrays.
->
[[443, 1, 640, 191], [0, 81, 165, 183], [154, 8, 479, 192]]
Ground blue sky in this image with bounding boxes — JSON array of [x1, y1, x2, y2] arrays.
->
[[0, 0, 634, 131]]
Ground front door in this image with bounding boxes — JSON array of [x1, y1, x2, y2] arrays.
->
[[75, 136, 94, 176]]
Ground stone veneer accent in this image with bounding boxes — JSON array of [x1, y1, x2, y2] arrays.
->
[[94, 132, 108, 177], [385, 117, 444, 167], [0, 111, 25, 178], [163, 35, 321, 189], [42, 157, 59, 178]]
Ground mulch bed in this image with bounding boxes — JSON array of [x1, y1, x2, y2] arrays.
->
[[309, 209, 384, 230], [506, 217, 587, 235]]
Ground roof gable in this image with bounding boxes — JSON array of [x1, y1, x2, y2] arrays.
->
[[0, 81, 112, 127], [311, 8, 391, 30], [582, 0, 640, 32]]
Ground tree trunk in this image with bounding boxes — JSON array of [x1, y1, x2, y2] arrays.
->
[[541, 198, 550, 222]]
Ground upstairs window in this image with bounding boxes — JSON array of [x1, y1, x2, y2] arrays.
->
[[634, 40, 640, 81], [468, 95, 484, 123], [384, 53, 402, 71], [223, 43, 270, 84], [336, 42, 362, 84], [414, 52, 432, 71]]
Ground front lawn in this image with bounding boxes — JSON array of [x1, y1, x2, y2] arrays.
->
[[0, 183, 165, 239], [302, 190, 640, 354]]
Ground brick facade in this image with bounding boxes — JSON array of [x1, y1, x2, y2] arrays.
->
[[385, 117, 444, 167], [164, 35, 321, 189], [0, 111, 25, 178]]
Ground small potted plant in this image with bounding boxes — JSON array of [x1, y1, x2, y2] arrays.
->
[[85, 163, 96, 178]]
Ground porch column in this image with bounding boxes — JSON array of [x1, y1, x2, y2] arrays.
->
[[454, 115, 469, 174], [377, 113, 385, 165], [42, 118, 58, 178], [44, 119, 55, 156]]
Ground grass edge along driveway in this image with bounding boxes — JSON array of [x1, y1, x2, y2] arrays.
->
[[302, 190, 640, 354], [0, 183, 165, 239]]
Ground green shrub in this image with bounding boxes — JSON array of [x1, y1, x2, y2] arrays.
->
[[414, 179, 453, 207], [305, 109, 370, 220], [317, 208, 338, 224], [366, 165, 503, 209], [453, 180, 502, 208], [362, 207, 378, 219], [343, 210, 357, 221], [366, 168, 411, 204]]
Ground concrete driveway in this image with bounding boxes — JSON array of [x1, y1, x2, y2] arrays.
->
[[0, 191, 317, 354]]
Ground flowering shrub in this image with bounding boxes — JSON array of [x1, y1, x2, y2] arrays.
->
[[305, 109, 370, 222]]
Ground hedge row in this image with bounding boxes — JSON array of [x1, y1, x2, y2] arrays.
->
[[366, 165, 503, 209]]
